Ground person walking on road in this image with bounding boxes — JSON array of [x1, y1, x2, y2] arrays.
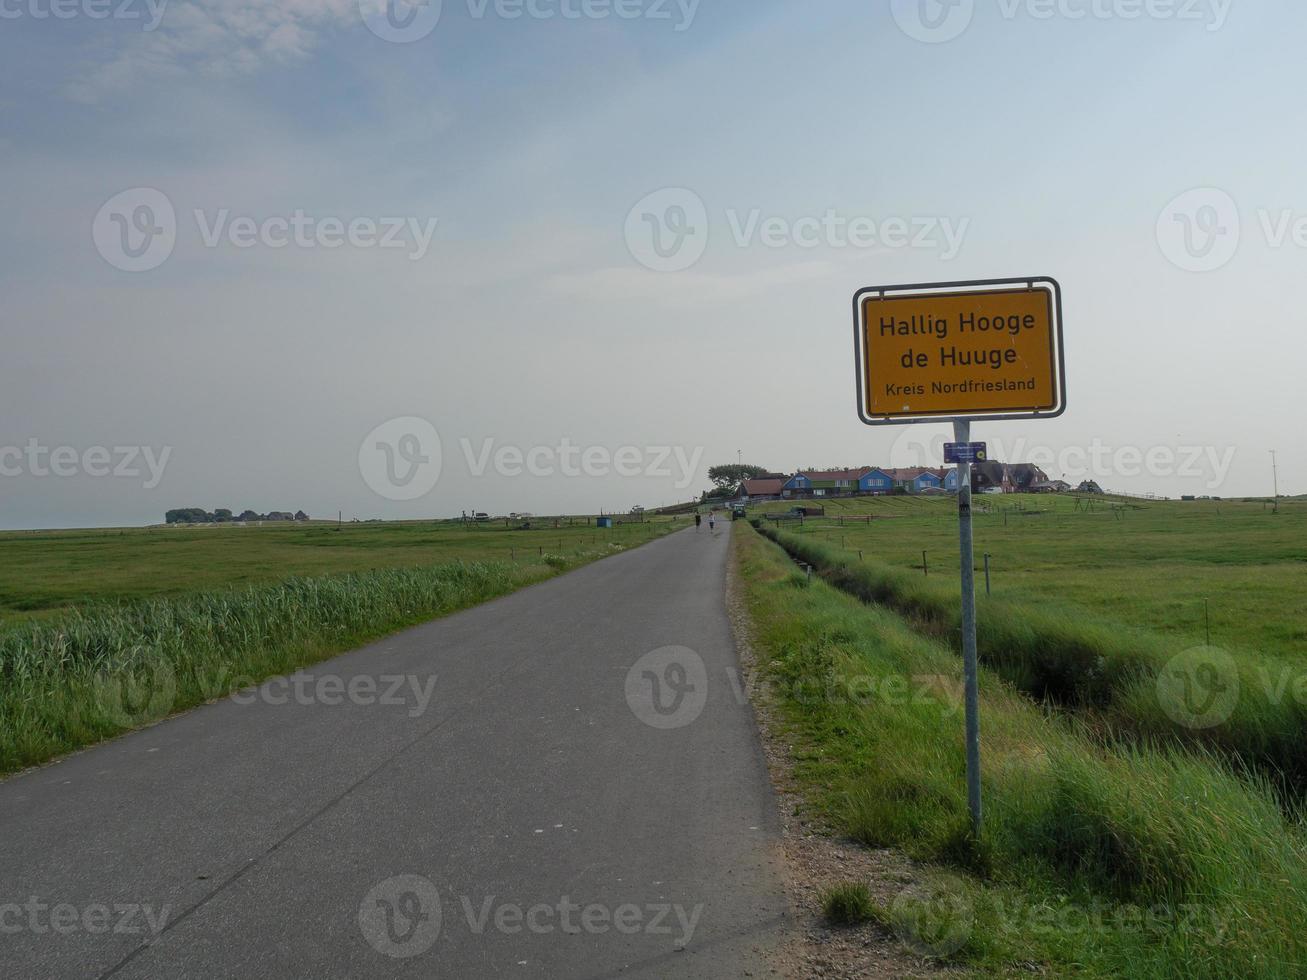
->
[[695, 513, 702, 530], [708, 513, 716, 531]]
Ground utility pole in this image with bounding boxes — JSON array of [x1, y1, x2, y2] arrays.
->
[[1271, 450, 1280, 513]]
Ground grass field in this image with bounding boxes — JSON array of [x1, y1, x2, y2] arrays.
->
[[0, 517, 676, 626], [754, 494, 1307, 662], [0, 516, 684, 775], [732, 521, 1307, 978], [754, 510, 1307, 798]]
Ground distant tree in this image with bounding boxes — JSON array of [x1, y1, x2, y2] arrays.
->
[[165, 507, 210, 524], [707, 464, 768, 494], [167, 506, 309, 523]]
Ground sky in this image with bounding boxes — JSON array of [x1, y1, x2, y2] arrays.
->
[[0, 0, 1302, 528]]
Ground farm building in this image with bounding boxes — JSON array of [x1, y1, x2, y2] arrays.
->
[[736, 477, 788, 502]]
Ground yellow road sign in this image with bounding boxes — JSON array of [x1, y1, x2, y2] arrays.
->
[[853, 278, 1066, 424]]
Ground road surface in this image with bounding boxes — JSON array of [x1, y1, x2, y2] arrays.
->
[[0, 524, 789, 979]]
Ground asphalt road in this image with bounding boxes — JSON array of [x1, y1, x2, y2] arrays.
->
[[0, 524, 790, 979]]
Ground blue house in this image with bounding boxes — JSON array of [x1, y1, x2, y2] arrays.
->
[[783, 468, 873, 498], [781, 473, 811, 497], [913, 470, 944, 493], [858, 468, 895, 494], [783, 466, 952, 497], [883, 467, 952, 493]]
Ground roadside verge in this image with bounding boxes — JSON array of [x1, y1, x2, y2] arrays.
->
[[729, 520, 1306, 978]]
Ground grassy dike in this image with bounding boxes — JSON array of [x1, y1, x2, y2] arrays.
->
[[0, 539, 648, 777], [733, 521, 1307, 977], [754, 522, 1307, 798]]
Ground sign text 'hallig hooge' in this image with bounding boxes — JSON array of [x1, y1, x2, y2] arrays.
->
[[854, 279, 1066, 424]]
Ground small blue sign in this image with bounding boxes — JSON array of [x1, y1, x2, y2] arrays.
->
[[945, 442, 988, 464]]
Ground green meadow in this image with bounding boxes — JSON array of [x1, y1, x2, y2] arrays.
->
[[750, 493, 1307, 795], [0, 517, 677, 626], [754, 494, 1307, 661], [0, 516, 684, 774], [733, 520, 1307, 978]]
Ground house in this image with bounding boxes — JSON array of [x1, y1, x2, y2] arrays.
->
[[1030, 479, 1071, 494], [881, 467, 951, 494], [857, 468, 896, 494], [782, 468, 871, 498], [972, 462, 1014, 494], [1007, 464, 1049, 491], [913, 469, 945, 493], [737, 477, 787, 502], [972, 461, 1051, 494]]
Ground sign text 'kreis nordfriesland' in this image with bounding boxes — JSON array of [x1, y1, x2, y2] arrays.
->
[[853, 278, 1066, 424]]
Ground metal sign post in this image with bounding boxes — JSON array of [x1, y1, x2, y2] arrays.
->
[[953, 417, 982, 836], [852, 277, 1067, 841]]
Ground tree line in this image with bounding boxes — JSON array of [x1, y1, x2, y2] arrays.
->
[[165, 508, 309, 524]]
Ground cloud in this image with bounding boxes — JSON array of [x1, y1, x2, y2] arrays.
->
[[65, 0, 358, 101]]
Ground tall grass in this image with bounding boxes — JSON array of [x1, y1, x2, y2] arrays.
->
[[0, 561, 539, 775], [735, 522, 1307, 977], [754, 521, 1307, 797]]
